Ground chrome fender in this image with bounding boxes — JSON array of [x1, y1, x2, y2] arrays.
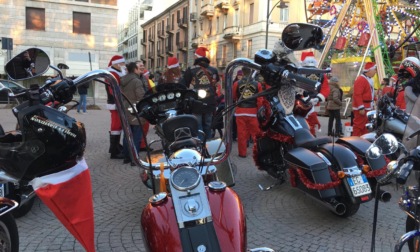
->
[[0, 197, 18, 217]]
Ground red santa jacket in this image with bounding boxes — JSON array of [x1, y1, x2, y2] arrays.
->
[[315, 73, 330, 104], [352, 74, 375, 111], [106, 67, 124, 110]]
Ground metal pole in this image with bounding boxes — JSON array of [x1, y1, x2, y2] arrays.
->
[[265, 0, 282, 49]]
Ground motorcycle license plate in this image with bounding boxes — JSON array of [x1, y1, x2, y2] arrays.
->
[[0, 184, 4, 197], [347, 175, 371, 197]]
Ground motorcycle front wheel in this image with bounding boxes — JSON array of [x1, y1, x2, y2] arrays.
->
[[0, 212, 19, 252]]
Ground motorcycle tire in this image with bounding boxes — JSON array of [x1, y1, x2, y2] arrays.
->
[[0, 212, 19, 252], [406, 215, 420, 252], [12, 196, 35, 219], [333, 198, 360, 218]]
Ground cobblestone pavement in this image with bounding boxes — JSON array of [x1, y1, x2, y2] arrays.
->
[[0, 108, 411, 251]]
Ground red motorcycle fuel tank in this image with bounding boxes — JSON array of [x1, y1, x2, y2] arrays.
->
[[141, 185, 246, 252]]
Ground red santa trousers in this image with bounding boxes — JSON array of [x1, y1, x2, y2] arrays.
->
[[306, 112, 321, 136], [352, 111, 368, 136], [236, 116, 260, 157], [110, 110, 122, 135]]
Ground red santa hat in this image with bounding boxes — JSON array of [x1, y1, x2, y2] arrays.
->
[[363, 62, 377, 72], [108, 55, 125, 67], [195, 47, 208, 58], [167, 57, 179, 69], [301, 51, 317, 67], [143, 69, 150, 76]]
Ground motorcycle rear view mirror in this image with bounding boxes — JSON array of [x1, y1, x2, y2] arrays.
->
[[366, 133, 399, 159], [281, 23, 323, 51], [5, 48, 50, 80]]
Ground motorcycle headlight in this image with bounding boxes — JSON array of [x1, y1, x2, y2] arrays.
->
[[197, 89, 207, 98]]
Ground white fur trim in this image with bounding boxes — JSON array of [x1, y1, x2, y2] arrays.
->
[[110, 130, 122, 135], [106, 104, 116, 110], [195, 53, 204, 58], [317, 93, 325, 102], [363, 65, 377, 72], [234, 113, 257, 117], [30, 158, 88, 189], [112, 58, 125, 65], [168, 63, 180, 69]]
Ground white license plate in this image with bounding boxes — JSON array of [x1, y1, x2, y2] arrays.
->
[[0, 184, 4, 197], [347, 175, 371, 197]]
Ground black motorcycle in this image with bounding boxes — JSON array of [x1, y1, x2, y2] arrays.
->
[[224, 23, 391, 217]]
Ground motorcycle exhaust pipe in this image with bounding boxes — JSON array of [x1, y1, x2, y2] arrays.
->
[[328, 200, 346, 216], [374, 189, 392, 202], [304, 193, 347, 215]]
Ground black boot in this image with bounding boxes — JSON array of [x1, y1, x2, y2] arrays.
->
[[110, 134, 124, 159]]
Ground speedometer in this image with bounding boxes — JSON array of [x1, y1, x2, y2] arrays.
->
[[170, 167, 201, 191], [152, 97, 158, 103]]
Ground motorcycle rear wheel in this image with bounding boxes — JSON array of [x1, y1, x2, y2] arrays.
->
[[0, 213, 19, 252]]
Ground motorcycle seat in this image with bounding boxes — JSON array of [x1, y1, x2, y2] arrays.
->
[[294, 128, 332, 149], [169, 138, 200, 153]]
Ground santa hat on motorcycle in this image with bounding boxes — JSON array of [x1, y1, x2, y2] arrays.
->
[[195, 47, 208, 58], [363, 62, 377, 73], [167, 57, 180, 69], [108, 55, 125, 67], [301, 51, 317, 67]]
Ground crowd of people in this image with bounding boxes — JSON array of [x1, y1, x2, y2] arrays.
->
[[101, 47, 420, 162]]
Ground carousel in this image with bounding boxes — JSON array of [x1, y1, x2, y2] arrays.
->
[[305, 0, 420, 92]]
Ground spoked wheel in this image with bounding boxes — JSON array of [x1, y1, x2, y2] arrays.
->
[[0, 213, 19, 252]]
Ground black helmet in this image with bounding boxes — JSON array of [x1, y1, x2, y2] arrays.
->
[[399, 57, 420, 79], [0, 103, 86, 181]]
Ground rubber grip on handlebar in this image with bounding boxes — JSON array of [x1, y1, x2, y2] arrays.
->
[[396, 160, 414, 185], [285, 72, 319, 91]]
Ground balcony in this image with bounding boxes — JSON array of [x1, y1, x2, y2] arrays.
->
[[215, 1, 230, 14], [190, 12, 198, 22], [148, 53, 154, 59], [158, 30, 166, 39], [141, 38, 146, 45], [201, 4, 214, 18], [223, 26, 241, 41], [177, 41, 188, 51], [157, 49, 165, 58], [140, 54, 146, 61], [166, 46, 174, 56], [148, 34, 154, 42], [166, 25, 175, 34], [217, 58, 227, 68], [178, 17, 188, 29]]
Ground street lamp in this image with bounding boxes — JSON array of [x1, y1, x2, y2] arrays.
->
[[265, 0, 288, 49]]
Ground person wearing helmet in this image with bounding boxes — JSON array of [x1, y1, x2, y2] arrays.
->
[[300, 51, 330, 136], [352, 62, 377, 136], [400, 57, 420, 113]]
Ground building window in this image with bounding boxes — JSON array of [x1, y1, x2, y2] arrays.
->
[[73, 12, 91, 34], [249, 3, 254, 25], [280, 7, 289, 22], [223, 15, 227, 30], [247, 39, 252, 58], [26, 7, 45, 31], [91, 0, 117, 5], [234, 9, 238, 27], [216, 17, 219, 33]]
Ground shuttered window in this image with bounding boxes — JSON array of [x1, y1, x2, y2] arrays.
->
[[73, 12, 91, 35], [26, 7, 45, 31]]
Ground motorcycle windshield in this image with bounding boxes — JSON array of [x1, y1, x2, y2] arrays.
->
[[403, 95, 420, 152]]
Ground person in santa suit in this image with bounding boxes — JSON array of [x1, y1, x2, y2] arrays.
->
[[351, 61, 377, 136], [106, 55, 126, 159], [232, 67, 263, 158], [300, 51, 330, 136]]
